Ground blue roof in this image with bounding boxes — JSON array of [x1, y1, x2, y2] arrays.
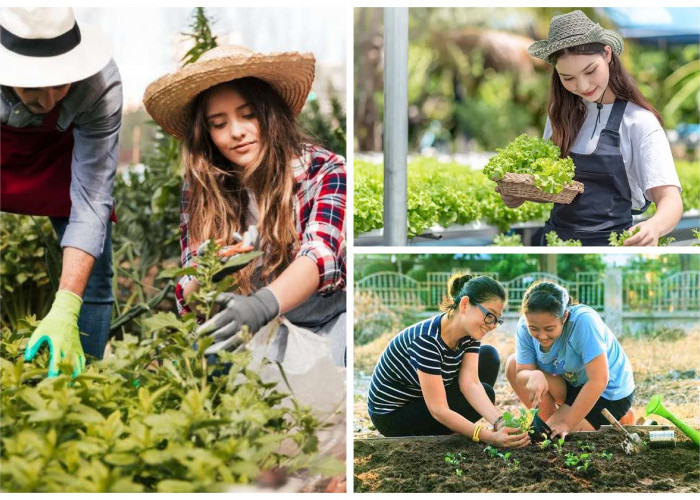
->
[[599, 7, 700, 45]]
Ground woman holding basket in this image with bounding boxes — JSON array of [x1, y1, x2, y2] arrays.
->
[[500, 10, 682, 246]]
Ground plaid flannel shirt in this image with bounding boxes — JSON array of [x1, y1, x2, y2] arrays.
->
[[175, 143, 346, 315]]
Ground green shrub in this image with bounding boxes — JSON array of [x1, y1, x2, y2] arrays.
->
[[0, 244, 336, 492], [0, 215, 60, 330], [354, 292, 400, 346]]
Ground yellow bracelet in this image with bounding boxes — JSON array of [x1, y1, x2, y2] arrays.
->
[[472, 424, 483, 442]]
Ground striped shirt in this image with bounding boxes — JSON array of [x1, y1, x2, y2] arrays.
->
[[175, 143, 346, 315], [368, 314, 481, 416]]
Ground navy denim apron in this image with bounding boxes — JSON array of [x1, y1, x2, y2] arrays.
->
[[541, 99, 650, 246]]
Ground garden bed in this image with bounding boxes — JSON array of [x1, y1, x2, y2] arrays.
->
[[354, 430, 699, 493]]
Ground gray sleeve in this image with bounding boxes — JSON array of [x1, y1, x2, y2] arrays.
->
[[62, 61, 123, 258]]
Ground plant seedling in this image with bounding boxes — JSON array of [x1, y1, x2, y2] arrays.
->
[[483, 446, 520, 471], [552, 437, 566, 455], [539, 436, 552, 450], [598, 451, 613, 461], [445, 451, 467, 477], [502, 408, 535, 433], [577, 440, 596, 452], [564, 452, 592, 471], [445, 452, 465, 466]]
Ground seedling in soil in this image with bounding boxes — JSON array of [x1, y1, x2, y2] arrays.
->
[[444, 452, 466, 466], [598, 451, 613, 461], [483, 446, 520, 471], [564, 452, 592, 472], [539, 436, 553, 450], [552, 437, 566, 455], [577, 440, 596, 452], [444, 452, 467, 477]]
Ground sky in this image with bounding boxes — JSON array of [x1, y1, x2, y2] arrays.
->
[[73, 7, 347, 110]]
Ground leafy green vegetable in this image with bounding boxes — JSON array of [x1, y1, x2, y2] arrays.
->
[[483, 134, 576, 194], [545, 231, 582, 247], [354, 158, 552, 237], [491, 233, 523, 246], [353, 157, 699, 240], [608, 226, 641, 246]]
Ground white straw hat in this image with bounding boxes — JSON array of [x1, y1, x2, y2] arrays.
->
[[0, 7, 113, 87], [143, 45, 316, 140]]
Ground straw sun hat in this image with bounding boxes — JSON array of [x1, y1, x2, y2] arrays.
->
[[143, 45, 315, 140], [0, 7, 112, 87], [528, 10, 624, 64]]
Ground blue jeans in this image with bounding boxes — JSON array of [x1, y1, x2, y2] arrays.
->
[[50, 217, 114, 359]]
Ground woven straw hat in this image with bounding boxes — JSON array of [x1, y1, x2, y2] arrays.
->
[[528, 10, 623, 64], [0, 7, 112, 87], [143, 45, 315, 140]]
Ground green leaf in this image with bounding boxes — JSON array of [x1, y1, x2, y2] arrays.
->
[[27, 409, 64, 423], [303, 455, 346, 476], [156, 480, 197, 493], [157, 266, 197, 279], [104, 453, 139, 466], [17, 388, 46, 410]]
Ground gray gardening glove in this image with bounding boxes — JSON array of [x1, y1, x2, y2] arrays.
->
[[197, 287, 279, 354]]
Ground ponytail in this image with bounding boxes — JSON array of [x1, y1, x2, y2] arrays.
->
[[440, 273, 506, 316]]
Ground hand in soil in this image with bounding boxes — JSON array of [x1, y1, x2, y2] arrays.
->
[[548, 419, 572, 440], [486, 426, 531, 449], [526, 371, 548, 408]]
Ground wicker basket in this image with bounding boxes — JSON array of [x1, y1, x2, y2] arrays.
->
[[495, 172, 584, 204]]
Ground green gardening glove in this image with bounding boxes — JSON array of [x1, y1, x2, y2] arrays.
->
[[24, 290, 85, 378]]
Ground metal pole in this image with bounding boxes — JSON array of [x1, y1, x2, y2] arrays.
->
[[383, 7, 408, 246]]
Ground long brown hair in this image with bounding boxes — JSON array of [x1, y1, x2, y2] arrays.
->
[[182, 77, 304, 293], [548, 43, 663, 158]]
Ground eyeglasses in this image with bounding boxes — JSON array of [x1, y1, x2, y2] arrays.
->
[[474, 303, 504, 326]]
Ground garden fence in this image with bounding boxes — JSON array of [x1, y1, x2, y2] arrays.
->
[[356, 269, 700, 333]]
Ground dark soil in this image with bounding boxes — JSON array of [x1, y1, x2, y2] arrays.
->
[[354, 430, 700, 492]]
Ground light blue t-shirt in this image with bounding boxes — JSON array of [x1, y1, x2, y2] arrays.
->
[[515, 304, 634, 400]]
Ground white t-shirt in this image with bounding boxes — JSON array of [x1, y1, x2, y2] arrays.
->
[[544, 100, 681, 211]]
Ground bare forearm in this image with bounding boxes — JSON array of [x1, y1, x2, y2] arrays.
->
[[267, 255, 319, 314], [430, 405, 481, 438], [59, 247, 95, 297], [649, 188, 683, 236], [462, 381, 500, 425]]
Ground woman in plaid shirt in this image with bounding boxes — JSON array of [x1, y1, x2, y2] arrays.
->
[[143, 45, 346, 365]]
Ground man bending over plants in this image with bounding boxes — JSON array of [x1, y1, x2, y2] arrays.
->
[[1, 8, 122, 377]]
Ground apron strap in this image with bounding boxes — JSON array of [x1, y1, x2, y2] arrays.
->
[[631, 198, 652, 215], [603, 98, 627, 133]]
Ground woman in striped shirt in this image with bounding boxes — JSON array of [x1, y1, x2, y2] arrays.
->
[[367, 274, 530, 448]]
